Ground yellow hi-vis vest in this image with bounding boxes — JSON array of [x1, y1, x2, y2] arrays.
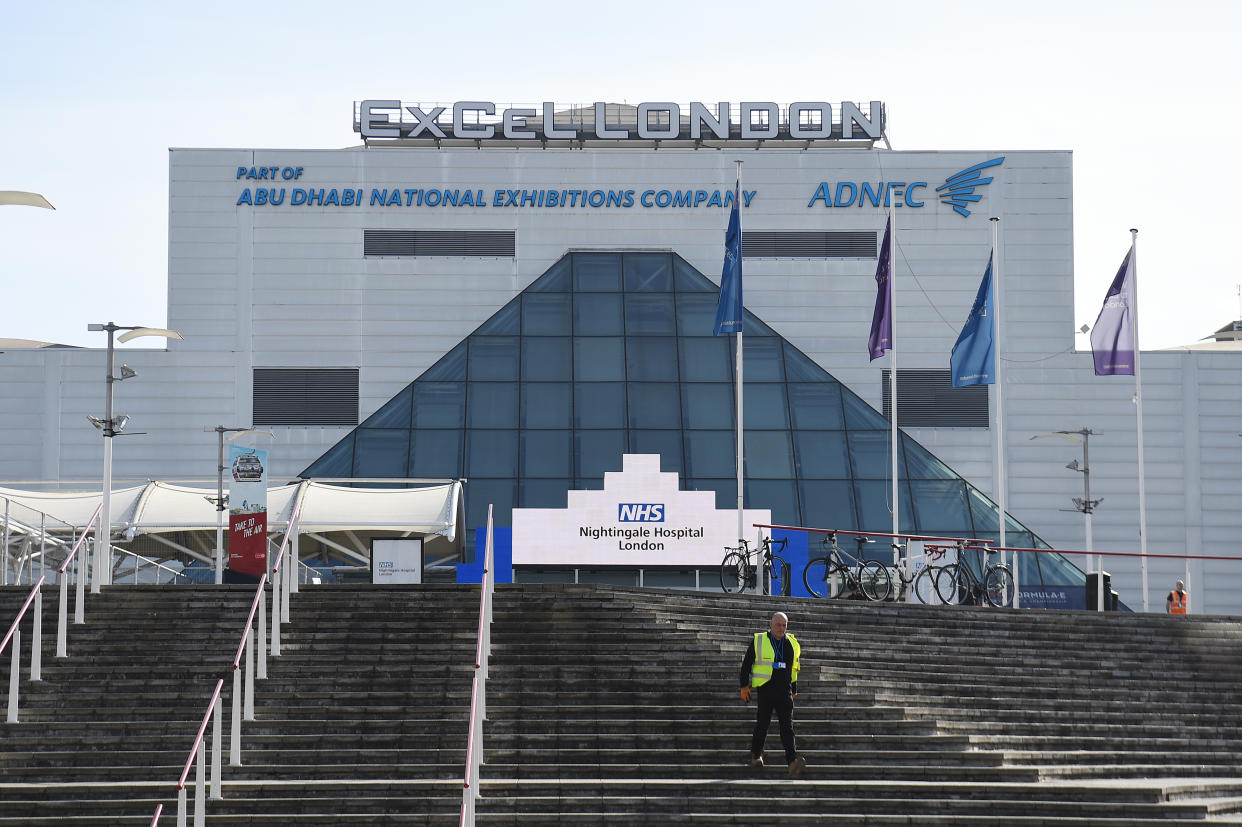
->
[[750, 632, 800, 688]]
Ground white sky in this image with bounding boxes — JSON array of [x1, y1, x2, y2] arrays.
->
[[3, 0, 1239, 350]]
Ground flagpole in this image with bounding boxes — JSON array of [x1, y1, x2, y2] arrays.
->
[[991, 216, 1012, 606], [888, 201, 899, 557], [734, 160, 745, 568], [1130, 228, 1150, 611]]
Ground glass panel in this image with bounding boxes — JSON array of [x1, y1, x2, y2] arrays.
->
[[687, 478, 736, 511], [578, 570, 639, 586], [628, 383, 681, 428], [743, 337, 785, 381], [682, 383, 733, 430], [302, 434, 355, 478], [361, 385, 412, 428], [848, 430, 905, 479], [467, 383, 518, 428], [1016, 549, 1042, 588], [642, 569, 698, 589], [412, 382, 465, 428], [1036, 549, 1086, 585], [744, 383, 790, 429], [465, 479, 516, 530], [514, 567, 577, 583], [624, 253, 673, 292], [475, 298, 520, 335], [966, 485, 999, 534], [744, 431, 794, 478], [574, 382, 626, 428], [745, 479, 799, 526], [574, 293, 623, 335], [843, 390, 889, 429], [743, 313, 780, 337], [625, 295, 676, 335], [903, 437, 957, 480], [783, 342, 828, 381], [676, 293, 718, 336], [788, 383, 844, 429], [521, 382, 571, 428], [466, 430, 518, 477], [410, 429, 463, 478], [521, 430, 572, 478], [422, 342, 467, 381], [628, 430, 683, 474], [574, 337, 624, 381], [468, 337, 520, 380], [909, 480, 973, 532], [794, 431, 849, 479], [798, 480, 857, 532], [522, 338, 571, 381], [519, 479, 570, 509], [673, 255, 714, 292], [854, 479, 914, 534], [574, 430, 627, 478], [627, 338, 679, 381], [679, 338, 732, 382], [353, 429, 409, 477], [528, 256, 571, 292], [522, 293, 571, 335], [685, 431, 735, 478], [573, 253, 622, 291]]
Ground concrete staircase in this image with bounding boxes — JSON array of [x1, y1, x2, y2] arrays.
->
[[2, 583, 1242, 824]]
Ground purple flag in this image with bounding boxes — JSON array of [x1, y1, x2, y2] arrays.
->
[[867, 216, 892, 360], [1090, 248, 1136, 376]]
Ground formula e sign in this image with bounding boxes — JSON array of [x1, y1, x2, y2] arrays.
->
[[357, 100, 884, 144]]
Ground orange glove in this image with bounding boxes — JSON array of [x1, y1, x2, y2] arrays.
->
[[740, 686, 751, 702]]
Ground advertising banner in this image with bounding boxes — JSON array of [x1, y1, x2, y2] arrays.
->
[[228, 445, 268, 580]]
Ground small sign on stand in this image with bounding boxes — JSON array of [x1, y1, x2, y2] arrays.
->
[[372, 538, 424, 584]]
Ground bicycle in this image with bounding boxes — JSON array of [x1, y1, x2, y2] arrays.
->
[[720, 536, 790, 596], [890, 542, 949, 604], [802, 533, 892, 601], [934, 546, 1015, 607]]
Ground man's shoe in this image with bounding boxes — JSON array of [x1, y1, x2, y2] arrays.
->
[[749, 754, 764, 767], [788, 755, 806, 776]]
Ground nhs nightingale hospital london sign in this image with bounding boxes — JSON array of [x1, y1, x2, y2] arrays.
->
[[511, 454, 771, 567], [356, 100, 885, 144]]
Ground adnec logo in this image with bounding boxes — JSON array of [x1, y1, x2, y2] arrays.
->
[[805, 156, 1004, 218], [618, 503, 665, 522], [937, 157, 1004, 218]]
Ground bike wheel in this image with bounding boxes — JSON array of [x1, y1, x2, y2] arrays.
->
[[720, 552, 749, 594], [934, 563, 968, 605], [912, 566, 938, 604], [858, 561, 893, 602], [985, 565, 1015, 608], [825, 563, 853, 599], [802, 557, 832, 598]]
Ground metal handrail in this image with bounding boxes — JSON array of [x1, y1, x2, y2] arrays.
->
[[460, 504, 495, 826], [0, 575, 44, 660]]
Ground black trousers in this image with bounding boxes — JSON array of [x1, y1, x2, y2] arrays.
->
[[751, 685, 796, 762]]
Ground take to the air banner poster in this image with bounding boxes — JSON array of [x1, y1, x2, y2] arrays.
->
[[228, 444, 268, 580]]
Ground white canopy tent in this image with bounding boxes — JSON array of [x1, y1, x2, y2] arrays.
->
[[0, 480, 464, 580]]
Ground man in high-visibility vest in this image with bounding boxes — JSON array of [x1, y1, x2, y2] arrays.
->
[[1166, 580, 1188, 615], [739, 611, 805, 776]]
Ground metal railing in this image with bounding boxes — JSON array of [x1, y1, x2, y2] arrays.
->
[[152, 501, 302, 826], [460, 505, 496, 826], [2, 504, 100, 723]]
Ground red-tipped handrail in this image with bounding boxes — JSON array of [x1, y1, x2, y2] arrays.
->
[[231, 574, 268, 670], [177, 679, 225, 789], [0, 575, 45, 659], [58, 504, 103, 574], [149, 804, 163, 825]]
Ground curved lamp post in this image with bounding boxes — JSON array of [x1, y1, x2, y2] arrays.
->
[[0, 191, 54, 209], [205, 427, 276, 584], [88, 323, 182, 591]]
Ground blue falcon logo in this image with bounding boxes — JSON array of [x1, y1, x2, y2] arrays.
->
[[936, 157, 1004, 217]]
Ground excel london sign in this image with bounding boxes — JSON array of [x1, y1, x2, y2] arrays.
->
[[355, 100, 886, 144]]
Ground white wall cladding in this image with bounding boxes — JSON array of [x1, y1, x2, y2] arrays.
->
[[1, 144, 1238, 613]]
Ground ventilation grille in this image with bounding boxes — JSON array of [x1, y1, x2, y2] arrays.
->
[[254, 368, 359, 426], [881, 369, 988, 428], [364, 229, 516, 257], [742, 231, 877, 258]]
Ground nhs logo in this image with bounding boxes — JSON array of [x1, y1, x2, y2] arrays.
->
[[618, 503, 665, 522]]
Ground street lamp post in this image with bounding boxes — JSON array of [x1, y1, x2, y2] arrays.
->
[[88, 323, 182, 592], [205, 427, 275, 584], [1030, 428, 1104, 611]]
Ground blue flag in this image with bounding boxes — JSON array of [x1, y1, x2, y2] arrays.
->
[[713, 182, 743, 336], [950, 254, 995, 387], [1090, 248, 1136, 376], [867, 216, 892, 360]]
